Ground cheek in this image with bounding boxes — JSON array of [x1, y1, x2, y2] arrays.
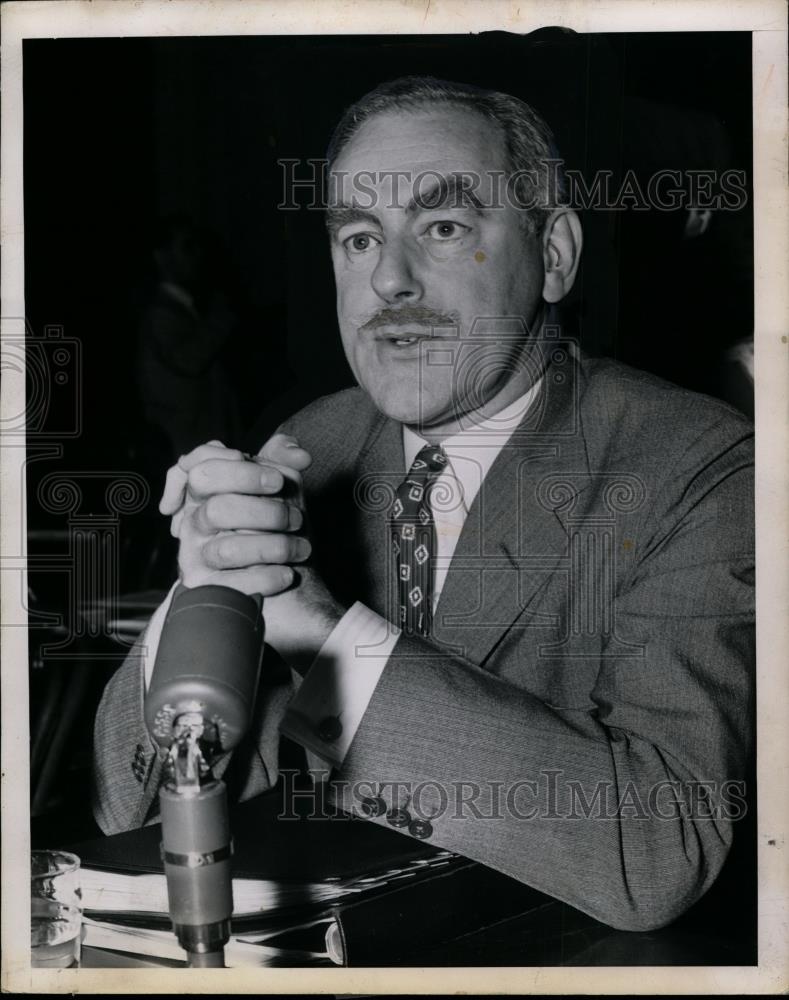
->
[[451, 258, 510, 318], [477, 253, 542, 319], [444, 241, 520, 297], [334, 259, 374, 317]]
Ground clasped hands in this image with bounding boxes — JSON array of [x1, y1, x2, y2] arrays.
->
[[159, 434, 345, 674]]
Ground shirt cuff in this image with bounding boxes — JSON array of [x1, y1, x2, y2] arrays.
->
[[280, 601, 400, 768], [141, 581, 180, 690]]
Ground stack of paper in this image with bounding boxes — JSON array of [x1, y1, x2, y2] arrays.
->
[[82, 915, 337, 967], [80, 852, 455, 918]]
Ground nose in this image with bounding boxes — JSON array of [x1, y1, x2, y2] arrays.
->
[[370, 240, 424, 304]]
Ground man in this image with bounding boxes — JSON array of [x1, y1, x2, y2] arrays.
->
[[93, 77, 754, 933]]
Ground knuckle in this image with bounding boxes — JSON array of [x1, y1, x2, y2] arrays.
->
[[187, 465, 207, 493], [203, 494, 225, 528], [210, 540, 229, 569], [205, 494, 219, 521], [201, 539, 221, 568], [181, 443, 209, 467], [209, 536, 235, 568]]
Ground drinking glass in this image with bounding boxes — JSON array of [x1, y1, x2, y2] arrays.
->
[[31, 850, 82, 969]]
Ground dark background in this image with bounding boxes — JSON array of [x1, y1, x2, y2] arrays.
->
[[23, 30, 755, 963], [23, 30, 753, 487]]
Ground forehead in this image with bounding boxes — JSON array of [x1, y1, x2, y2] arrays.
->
[[330, 105, 509, 199]]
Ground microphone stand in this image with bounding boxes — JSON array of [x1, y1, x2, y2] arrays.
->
[[144, 584, 265, 968], [159, 726, 233, 967]]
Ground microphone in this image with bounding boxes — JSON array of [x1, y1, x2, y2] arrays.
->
[[144, 584, 264, 967]]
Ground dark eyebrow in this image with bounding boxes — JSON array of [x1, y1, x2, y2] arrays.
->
[[405, 173, 485, 215], [325, 173, 484, 236], [325, 205, 381, 239]]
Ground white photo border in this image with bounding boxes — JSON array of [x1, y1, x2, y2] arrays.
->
[[2, 0, 787, 993]]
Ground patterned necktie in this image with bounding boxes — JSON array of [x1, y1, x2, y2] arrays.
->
[[390, 444, 448, 636]]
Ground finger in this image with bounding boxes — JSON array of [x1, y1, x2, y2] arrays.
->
[[257, 433, 312, 472], [162, 443, 247, 514], [181, 565, 295, 597], [177, 442, 246, 473], [170, 507, 185, 538], [187, 457, 285, 500], [194, 494, 303, 534], [202, 531, 312, 570], [160, 463, 189, 515]]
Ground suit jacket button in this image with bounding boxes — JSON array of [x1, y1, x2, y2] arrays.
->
[[408, 818, 433, 840], [317, 716, 342, 742], [386, 807, 410, 828], [360, 796, 386, 818]]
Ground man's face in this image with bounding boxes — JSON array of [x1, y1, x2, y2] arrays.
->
[[328, 105, 549, 433]]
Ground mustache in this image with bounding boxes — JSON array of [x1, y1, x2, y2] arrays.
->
[[359, 305, 460, 333]]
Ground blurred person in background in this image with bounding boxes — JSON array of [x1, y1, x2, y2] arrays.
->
[[137, 216, 243, 459]]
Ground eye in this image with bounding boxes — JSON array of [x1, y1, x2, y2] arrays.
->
[[425, 220, 471, 241], [342, 232, 382, 256]]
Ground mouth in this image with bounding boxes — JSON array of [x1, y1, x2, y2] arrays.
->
[[389, 334, 424, 346], [373, 326, 434, 347]]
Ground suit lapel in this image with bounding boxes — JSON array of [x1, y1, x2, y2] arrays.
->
[[355, 411, 405, 623], [432, 353, 592, 667]]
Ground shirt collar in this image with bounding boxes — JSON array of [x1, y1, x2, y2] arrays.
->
[[402, 377, 543, 510]]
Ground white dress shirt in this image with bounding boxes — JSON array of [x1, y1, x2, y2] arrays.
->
[[142, 381, 541, 772]]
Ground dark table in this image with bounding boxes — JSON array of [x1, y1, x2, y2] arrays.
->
[[73, 783, 756, 969]]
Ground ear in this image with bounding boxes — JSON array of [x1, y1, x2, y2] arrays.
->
[[541, 209, 583, 303]]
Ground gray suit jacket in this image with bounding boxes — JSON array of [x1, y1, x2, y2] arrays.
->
[[93, 352, 754, 932]]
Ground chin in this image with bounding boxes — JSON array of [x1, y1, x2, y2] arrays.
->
[[380, 401, 453, 433], [364, 384, 442, 427]]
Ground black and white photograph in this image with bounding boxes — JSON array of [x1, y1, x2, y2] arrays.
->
[[1, 0, 786, 993]]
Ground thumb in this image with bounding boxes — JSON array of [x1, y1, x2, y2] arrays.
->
[[159, 463, 188, 515], [257, 432, 312, 472]]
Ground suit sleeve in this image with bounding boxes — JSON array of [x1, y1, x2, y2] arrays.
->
[[328, 419, 754, 932]]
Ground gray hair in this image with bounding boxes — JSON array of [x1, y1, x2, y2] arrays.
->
[[326, 75, 566, 234]]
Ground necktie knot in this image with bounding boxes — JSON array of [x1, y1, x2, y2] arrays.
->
[[393, 445, 447, 516], [408, 444, 448, 478]]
